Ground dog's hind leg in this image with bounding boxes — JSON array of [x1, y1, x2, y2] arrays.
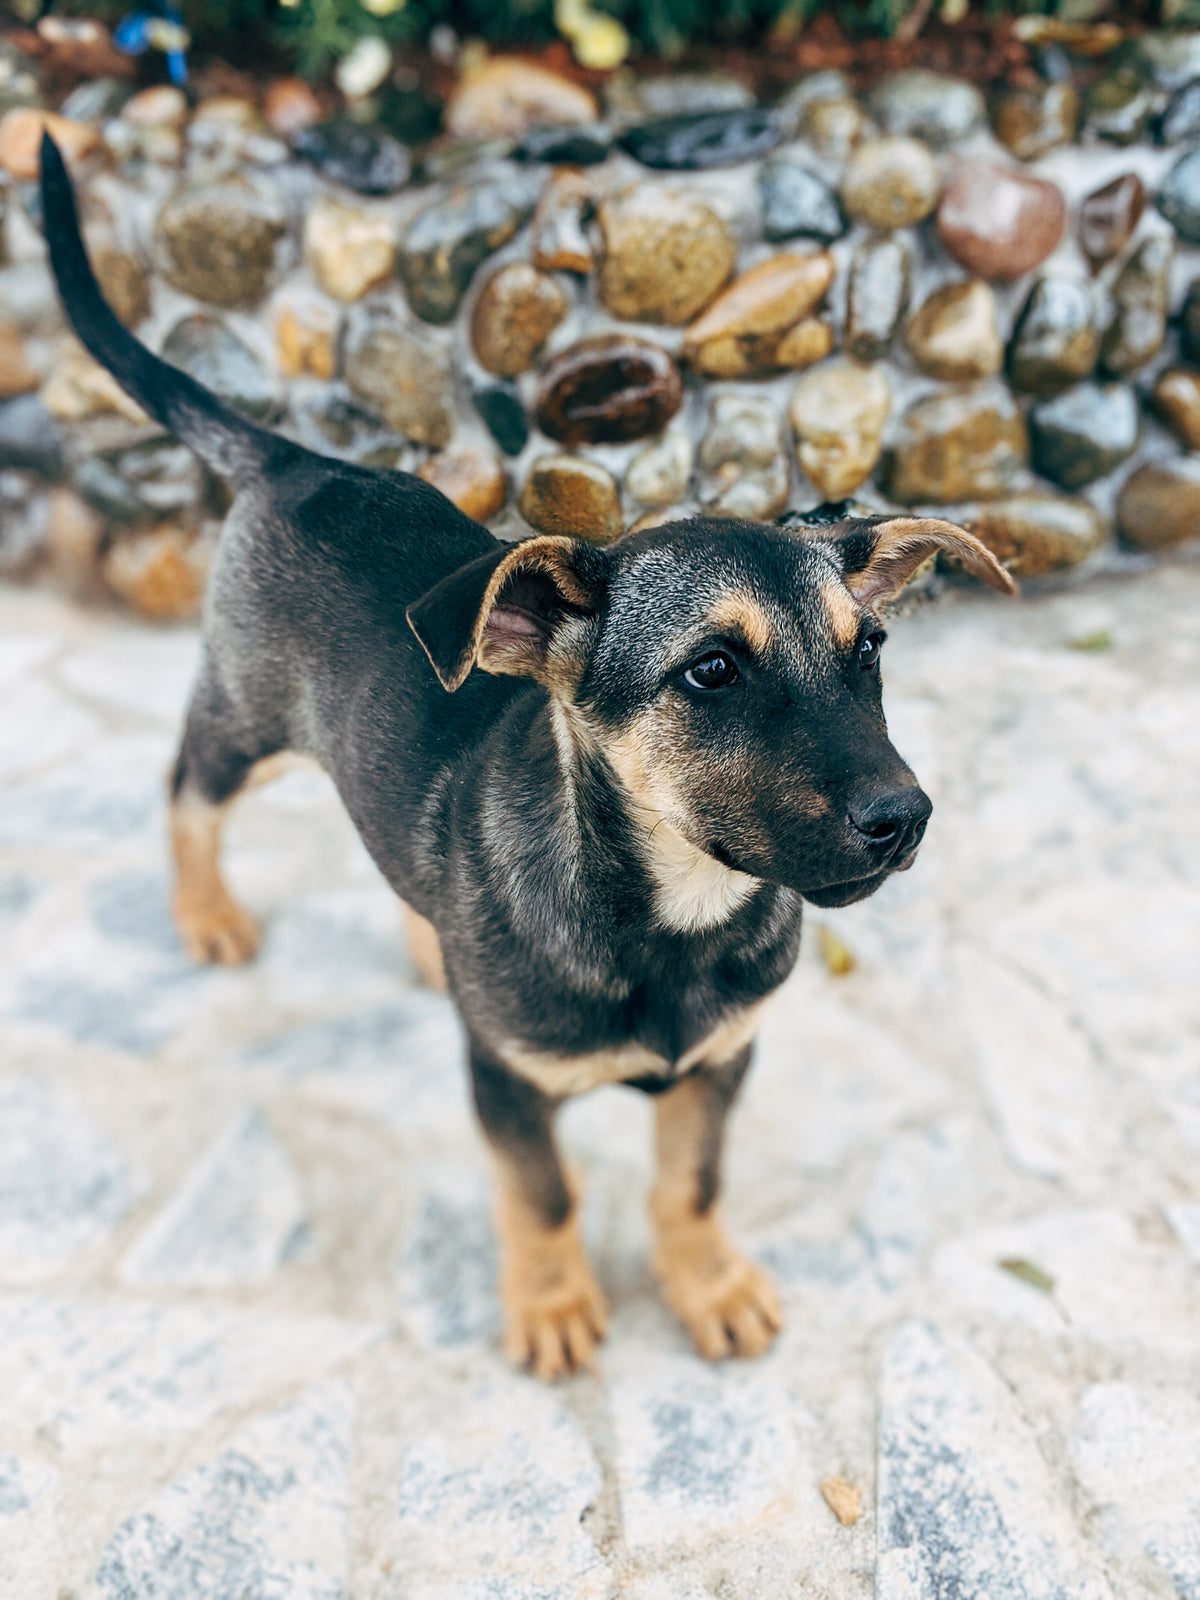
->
[[167, 668, 278, 966], [401, 903, 447, 990]]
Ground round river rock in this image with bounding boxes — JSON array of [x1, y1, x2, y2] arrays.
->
[[937, 164, 1066, 281], [884, 384, 1028, 503], [1117, 457, 1200, 549], [618, 107, 783, 170], [160, 315, 278, 421], [1078, 173, 1145, 269], [1029, 382, 1139, 488], [845, 235, 910, 361], [868, 70, 985, 146], [1008, 277, 1098, 394], [470, 262, 568, 379], [967, 493, 1105, 576], [841, 136, 940, 229], [520, 453, 623, 542], [154, 179, 288, 308], [1156, 148, 1200, 243], [534, 335, 683, 447], [597, 186, 735, 325], [343, 306, 455, 447], [683, 251, 835, 378], [759, 158, 845, 243], [401, 176, 539, 325], [789, 360, 890, 500], [1153, 369, 1200, 449], [905, 280, 1002, 383], [697, 393, 790, 520]]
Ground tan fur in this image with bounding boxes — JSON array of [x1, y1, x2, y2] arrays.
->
[[606, 714, 758, 933], [241, 750, 317, 789], [169, 791, 260, 966], [440, 536, 595, 691], [651, 1076, 782, 1359], [499, 1001, 763, 1097], [822, 580, 863, 650], [708, 591, 774, 655], [787, 784, 833, 821], [493, 1164, 608, 1379], [169, 751, 320, 966], [402, 902, 447, 991], [850, 516, 1017, 605]]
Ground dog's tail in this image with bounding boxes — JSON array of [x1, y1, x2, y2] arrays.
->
[[39, 132, 281, 485]]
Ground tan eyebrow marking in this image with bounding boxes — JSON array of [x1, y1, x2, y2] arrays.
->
[[823, 581, 863, 650], [708, 591, 774, 655]]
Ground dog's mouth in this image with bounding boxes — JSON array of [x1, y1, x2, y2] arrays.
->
[[801, 845, 921, 907], [706, 838, 921, 907], [801, 872, 891, 908]]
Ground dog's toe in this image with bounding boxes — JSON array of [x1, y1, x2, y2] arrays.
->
[[176, 894, 261, 966], [503, 1280, 608, 1381], [664, 1255, 783, 1362]]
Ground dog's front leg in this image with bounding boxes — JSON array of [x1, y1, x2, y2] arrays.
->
[[469, 1049, 607, 1380], [651, 1048, 782, 1360]]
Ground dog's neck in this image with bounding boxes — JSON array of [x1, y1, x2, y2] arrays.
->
[[637, 817, 759, 934], [549, 703, 760, 936]]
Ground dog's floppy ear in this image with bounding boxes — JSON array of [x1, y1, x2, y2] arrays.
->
[[407, 536, 609, 693], [828, 516, 1017, 605]]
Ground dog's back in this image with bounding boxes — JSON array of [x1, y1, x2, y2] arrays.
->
[[40, 133, 520, 834]]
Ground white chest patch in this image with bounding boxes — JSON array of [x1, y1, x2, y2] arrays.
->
[[498, 1003, 765, 1098], [645, 823, 758, 934]]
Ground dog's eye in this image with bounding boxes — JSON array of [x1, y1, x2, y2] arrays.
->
[[858, 632, 885, 670], [684, 652, 739, 691]]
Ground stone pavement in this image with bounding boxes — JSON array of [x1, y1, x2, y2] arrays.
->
[[1, 559, 1198, 1600]]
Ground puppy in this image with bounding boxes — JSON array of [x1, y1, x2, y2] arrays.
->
[[40, 135, 1014, 1378]]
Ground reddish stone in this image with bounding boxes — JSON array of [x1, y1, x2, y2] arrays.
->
[[0, 109, 102, 181], [418, 446, 507, 522], [937, 164, 1066, 282], [0, 328, 38, 398], [29, 16, 130, 79], [102, 525, 209, 620], [264, 77, 323, 138], [1078, 173, 1145, 270], [535, 336, 682, 447]]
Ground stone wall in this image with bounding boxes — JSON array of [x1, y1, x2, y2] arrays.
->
[[3, 38, 1200, 618]]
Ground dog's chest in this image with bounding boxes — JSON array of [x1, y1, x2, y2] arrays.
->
[[497, 998, 763, 1097]]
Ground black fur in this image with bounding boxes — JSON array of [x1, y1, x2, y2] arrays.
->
[[41, 134, 993, 1364]]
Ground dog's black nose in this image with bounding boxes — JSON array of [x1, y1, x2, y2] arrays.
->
[[848, 787, 932, 856]]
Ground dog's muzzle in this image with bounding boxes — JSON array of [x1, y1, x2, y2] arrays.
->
[[846, 786, 932, 866]]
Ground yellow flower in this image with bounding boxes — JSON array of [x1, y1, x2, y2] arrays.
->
[[572, 12, 630, 68], [361, 0, 408, 15], [554, 0, 590, 34]]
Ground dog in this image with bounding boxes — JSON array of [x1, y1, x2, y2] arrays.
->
[[40, 133, 1014, 1378]]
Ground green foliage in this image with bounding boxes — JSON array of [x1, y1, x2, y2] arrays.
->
[[65, 0, 1056, 76]]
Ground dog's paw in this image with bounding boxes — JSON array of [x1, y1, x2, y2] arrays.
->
[[174, 891, 261, 966], [659, 1249, 783, 1362], [502, 1270, 608, 1381]]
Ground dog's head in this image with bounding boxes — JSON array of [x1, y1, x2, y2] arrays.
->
[[408, 514, 1013, 915]]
